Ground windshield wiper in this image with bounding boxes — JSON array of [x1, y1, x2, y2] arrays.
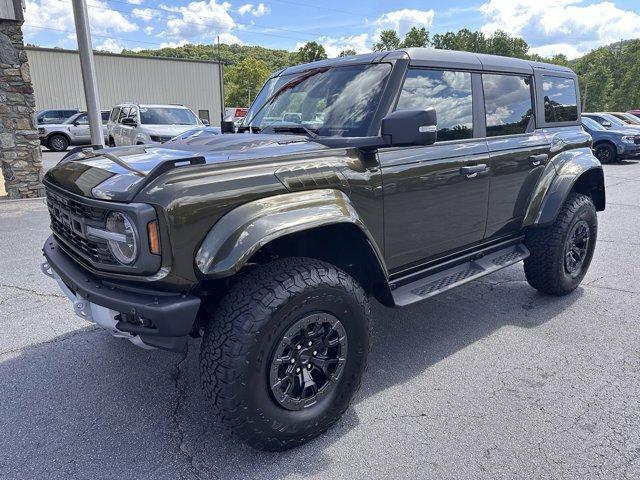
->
[[260, 124, 319, 138]]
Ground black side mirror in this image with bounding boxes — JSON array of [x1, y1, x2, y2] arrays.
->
[[381, 108, 437, 147], [201, 119, 210, 126], [72, 121, 80, 126], [221, 120, 236, 134], [121, 117, 137, 127], [602, 121, 612, 128]]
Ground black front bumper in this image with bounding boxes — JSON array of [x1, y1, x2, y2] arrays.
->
[[43, 235, 201, 350]]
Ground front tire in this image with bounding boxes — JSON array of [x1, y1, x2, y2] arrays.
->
[[524, 193, 597, 295], [594, 143, 617, 163], [47, 134, 69, 152], [200, 257, 371, 451]]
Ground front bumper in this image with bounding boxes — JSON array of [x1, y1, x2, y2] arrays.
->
[[42, 235, 201, 351], [619, 144, 640, 158]]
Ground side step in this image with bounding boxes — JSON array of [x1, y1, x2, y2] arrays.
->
[[391, 243, 530, 307]]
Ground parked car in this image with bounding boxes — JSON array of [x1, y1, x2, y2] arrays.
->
[[41, 49, 605, 451], [106, 104, 203, 146], [605, 112, 640, 126], [581, 116, 640, 163], [582, 112, 640, 130], [35, 108, 79, 125], [167, 126, 221, 144], [38, 111, 110, 151], [626, 110, 640, 121]]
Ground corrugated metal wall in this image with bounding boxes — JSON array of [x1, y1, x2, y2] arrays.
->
[[0, 0, 16, 19], [26, 47, 223, 125]]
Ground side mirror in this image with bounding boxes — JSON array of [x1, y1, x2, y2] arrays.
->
[[602, 121, 612, 128], [381, 108, 437, 147], [121, 117, 137, 127], [72, 121, 80, 126], [201, 119, 210, 126], [221, 120, 236, 134]]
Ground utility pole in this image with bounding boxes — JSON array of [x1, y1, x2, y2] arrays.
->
[[217, 36, 225, 125], [71, 0, 104, 147], [582, 72, 588, 112]]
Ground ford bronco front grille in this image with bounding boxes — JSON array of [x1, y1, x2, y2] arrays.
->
[[45, 188, 118, 265]]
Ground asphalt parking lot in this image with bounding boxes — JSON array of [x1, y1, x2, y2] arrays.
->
[[1, 159, 640, 480]]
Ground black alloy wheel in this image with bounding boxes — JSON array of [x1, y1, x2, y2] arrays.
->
[[269, 313, 347, 411], [564, 220, 590, 278], [594, 143, 616, 163]]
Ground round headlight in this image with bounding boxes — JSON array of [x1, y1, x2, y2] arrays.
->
[[106, 212, 138, 265]]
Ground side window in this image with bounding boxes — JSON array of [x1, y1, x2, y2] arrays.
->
[[109, 107, 120, 122], [101, 111, 110, 124], [543, 76, 578, 123], [75, 114, 88, 125], [117, 107, 130, 123], [198, 109, 210, 123], [128, 107, 138, 121], [483, 74, 534, 137], [396, 69, 473, 141]]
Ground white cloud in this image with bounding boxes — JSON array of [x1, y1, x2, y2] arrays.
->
[[132, 8, 157, 22], [218, 32, 243, 44], [305, 33, 370, 58], [126, 0, 143, 4], [160, 0, 236, 40], [159, 39, 190, 48], [24, 0, 138, 38], [144, 26, 154, 34], [95, 38, 124, 53], [375, 8, 435, 37], [480, 0, 640, 58], [237, 3, 269, 16]]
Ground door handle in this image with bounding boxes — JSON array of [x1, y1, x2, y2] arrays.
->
[[460, 164, 488, 178], [529, 154, 549, 167]]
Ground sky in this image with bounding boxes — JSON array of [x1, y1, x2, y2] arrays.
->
[[21, 0, 640, 60]]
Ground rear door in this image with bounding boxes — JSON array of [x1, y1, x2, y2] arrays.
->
[[380, 68, 490, 271], [482, 73, 551, 239]]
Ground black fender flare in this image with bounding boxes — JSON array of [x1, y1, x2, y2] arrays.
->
[[195, 188, 388, 282], [524, 147, 605, 227]]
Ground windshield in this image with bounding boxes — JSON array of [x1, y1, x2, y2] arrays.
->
[[582, 117, 604, 131], [139, 107, 199, 125], [244, 64, 392, 137], [620, 113, 640, 125], [601, 113, 627, 127]]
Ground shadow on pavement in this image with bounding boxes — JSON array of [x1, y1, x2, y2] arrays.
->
[[0, 267, 584, 479]]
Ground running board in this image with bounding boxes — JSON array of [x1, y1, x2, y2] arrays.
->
[[391, 243, 530, 307]]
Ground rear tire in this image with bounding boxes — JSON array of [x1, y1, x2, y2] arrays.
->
[[524, 193, 597, 295], [594, 142, 617, 163], [108, 137, 115, 147], [200, 257, 371, 451], [47, 134, 69, 152]]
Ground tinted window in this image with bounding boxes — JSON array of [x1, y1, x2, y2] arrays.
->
[[397, 69, 473, 141], [198, 109, 210, 123], [73, 114, 88, 125], [483, 74, 534, 137], [117, 107, 130, 123], [109, 107, 120, 122], [139, 107, 199, 125], [245, 64, 392, 137], [101, 111, 110, 123], [543, 76, 578, 123]]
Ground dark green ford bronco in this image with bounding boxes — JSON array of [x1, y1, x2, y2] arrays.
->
[[41, 49, 605, 450]]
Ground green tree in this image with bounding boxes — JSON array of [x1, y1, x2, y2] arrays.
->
[[373, 30, 401, 51], [224, 56, 271, 107], [294, 41, 328, 64], [486, 30, 529, 58], [400, 27, 430, 48], [339, 49, 357, 57]]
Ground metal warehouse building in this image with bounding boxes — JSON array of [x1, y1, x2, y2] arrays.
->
[[25, 47, 223, 125]]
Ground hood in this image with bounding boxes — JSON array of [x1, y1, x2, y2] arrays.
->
[[140, 124, 201, 137], [43, 133, 329, 201]]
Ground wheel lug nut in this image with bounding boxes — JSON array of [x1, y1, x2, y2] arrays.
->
[[313, 350, 318, 356], [307, 363, 312, 370], [296, 345, 301, 350], [290, 358, 295, 364], [308, 341, 313, 346], [296, 367, 301, 373]]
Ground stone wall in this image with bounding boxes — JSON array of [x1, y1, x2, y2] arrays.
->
[[0, 19, 43, 198]]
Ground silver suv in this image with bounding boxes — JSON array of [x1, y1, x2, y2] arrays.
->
[[107, 104, 203, 146], [38, 111, 110, 152]]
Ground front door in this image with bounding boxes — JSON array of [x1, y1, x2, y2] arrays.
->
[[380, 68, 490, 271], [68, 113, 90, 144]]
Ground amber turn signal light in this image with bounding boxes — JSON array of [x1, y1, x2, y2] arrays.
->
[[147, 220, 161, 255]]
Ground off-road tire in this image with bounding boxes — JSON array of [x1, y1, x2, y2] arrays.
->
[[47, 134, 69, 152], [200, 257, 371, 451], [524, 193, 597, 295], [108, 137, 116, 147]]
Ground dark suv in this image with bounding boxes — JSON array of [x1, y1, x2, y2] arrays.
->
[[41, 49, 605, 451]]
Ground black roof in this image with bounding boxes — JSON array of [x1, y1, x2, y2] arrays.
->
[[279, 48, 574, 77]]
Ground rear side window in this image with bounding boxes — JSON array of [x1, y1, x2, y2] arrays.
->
[[542, 76, 578, 123], [101, 111, 110, 123], [396, 69, 473, 141], [483, 74, 534, 137]]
